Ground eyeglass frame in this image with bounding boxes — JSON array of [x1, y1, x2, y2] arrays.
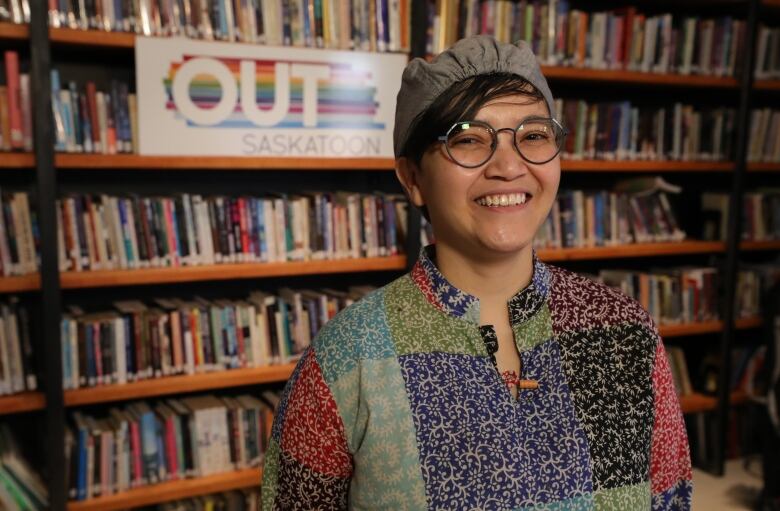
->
[[435, 116, 569, 168]]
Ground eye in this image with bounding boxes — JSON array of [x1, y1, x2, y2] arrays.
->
[[451, 135, 485, 145], [448, 126, 492, 147], [518, 129, 552, 144]]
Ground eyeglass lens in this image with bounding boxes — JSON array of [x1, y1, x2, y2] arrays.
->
[[445, 119, 564, 167]]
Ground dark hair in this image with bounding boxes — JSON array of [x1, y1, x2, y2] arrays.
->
[[400, 72, 547, 165]]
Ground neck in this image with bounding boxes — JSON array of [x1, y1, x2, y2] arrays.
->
[[433, 242, 535, 305]]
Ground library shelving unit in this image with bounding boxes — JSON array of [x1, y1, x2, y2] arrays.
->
[[0, 152, 35, 167], [0, 391, 46, 415], [58, 256, 407, 289], [63, 364, 298, 407], [66, 468, 263, 511], [4, 0, 776, 508], [0, 20, 28, 40], [17, 0, 422, 506], [540, 65, 740, 88], [0, 274, 41, 293], [54, 154, 397, 170]]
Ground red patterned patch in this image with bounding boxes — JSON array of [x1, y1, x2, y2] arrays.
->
[[411, 260, 442, 312], [547, 265, 656, 336], [650, 340, 693, 494], [279, 352, 353, 478]]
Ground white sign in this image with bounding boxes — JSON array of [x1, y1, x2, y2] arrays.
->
[[136, 38, 407, 157]]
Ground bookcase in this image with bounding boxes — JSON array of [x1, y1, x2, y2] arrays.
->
[[0, 0, 779, 508]]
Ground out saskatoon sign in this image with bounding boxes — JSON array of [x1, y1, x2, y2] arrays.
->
[[136, 38, 406, 158]]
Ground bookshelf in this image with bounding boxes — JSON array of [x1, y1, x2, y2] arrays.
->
[[560, 160, 735, 172], [679, 391, 747, 415], [0, 391, 45, 415], [747, 162, 780, 171], [741, 240, 780, 251], [0, 274, 41, 292], [2, 0, 775, 507], [660, 316, 763, 338], [49, 27, 135, 48], [0, 21, 28, 40], [753, 80, 780, 90], [55, 154, 397, 171], [0, 152, 35, 167], [540, 65, 739, 88], [66, 468, 262, 511], [64, 364, 297, 407], [537, 241, 725, 262], [59, 256, 407, 288], [62, 314, 763, 409]]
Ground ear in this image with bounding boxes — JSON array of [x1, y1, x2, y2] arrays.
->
[[395, 157, 426, 208]]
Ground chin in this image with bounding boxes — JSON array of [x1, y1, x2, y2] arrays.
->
[[477, 235, 534, 257]]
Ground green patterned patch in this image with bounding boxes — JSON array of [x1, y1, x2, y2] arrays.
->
[[385, 276, 485, 357], [513, 302, 554, 353], [329, 358, 428, 509], [593, 482, 651, 510], [260, 438, 281, 510], [314, 288, 397, 385]]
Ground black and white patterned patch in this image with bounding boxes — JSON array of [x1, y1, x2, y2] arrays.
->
[[557, 323, 657, 491]]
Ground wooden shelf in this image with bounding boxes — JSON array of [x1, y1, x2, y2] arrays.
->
[[679, 391, 746, 414], [50, 26, 135, 48], [740, 240, 780, 251], [541, 65, 739, 88], [748, 162, 780, 172], [0, 152, 34, 168], [64, 318, 763, 406], [659, 316, 762, 338], [55, 153, 395, 171], [0, 21, 28, 41], [562, 160, 734, 172], [754, 80, 780, 91], [0, 391, 45, 415], [537, 241, 725, 262], [735, 316, 763, 330], [67, 468, 261, 511], [60, 255, 406, 289], [65, 364, 296, 407], [660, 320, 725, 338], [0, 274, 41, 293]]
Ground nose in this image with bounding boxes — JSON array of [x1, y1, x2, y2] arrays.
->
[[483, 128, 528, 179]]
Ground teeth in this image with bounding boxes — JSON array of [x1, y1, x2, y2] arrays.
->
[[476, 193, 528, 207]]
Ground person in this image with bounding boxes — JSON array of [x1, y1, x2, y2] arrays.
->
[[260, 35, 692, 510]]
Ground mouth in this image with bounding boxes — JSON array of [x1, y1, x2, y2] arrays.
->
[[474, 192, 531, 208]]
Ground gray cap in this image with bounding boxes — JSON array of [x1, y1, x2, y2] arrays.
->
[[393, 35, 555, 158]]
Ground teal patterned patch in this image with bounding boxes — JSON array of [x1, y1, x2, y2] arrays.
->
[[329, 358, 428, 510], [594, 482, 651, 509], [385, 276, 486, 357], [314, 287, 396, 384], [513, 302, 554, 353], [517, 493, 595, 510], [260, 438, 281, 510]]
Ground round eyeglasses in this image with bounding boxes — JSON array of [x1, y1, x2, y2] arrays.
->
[[437, 117, 567, 168]]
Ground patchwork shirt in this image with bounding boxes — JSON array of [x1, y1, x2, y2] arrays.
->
[[261, 247, 693, 510]]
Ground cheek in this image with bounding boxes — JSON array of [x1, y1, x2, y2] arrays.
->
[[538, 166, 561, 202]]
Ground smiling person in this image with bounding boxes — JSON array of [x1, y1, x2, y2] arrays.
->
[[260, 36, 692, 510]]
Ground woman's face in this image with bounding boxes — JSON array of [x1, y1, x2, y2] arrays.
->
[[403, 94, 561, 260]]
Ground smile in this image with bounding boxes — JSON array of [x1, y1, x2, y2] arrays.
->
[[475, 193, 529, 207]]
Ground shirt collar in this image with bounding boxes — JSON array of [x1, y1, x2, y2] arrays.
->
[[410, 245, 551, 326]]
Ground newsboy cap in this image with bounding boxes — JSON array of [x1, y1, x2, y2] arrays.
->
[[393, 35, 555, 158]]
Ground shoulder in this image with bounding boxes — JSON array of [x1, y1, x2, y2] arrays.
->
[[545, 263, 657, 337], [310, 277, 402, 385]]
